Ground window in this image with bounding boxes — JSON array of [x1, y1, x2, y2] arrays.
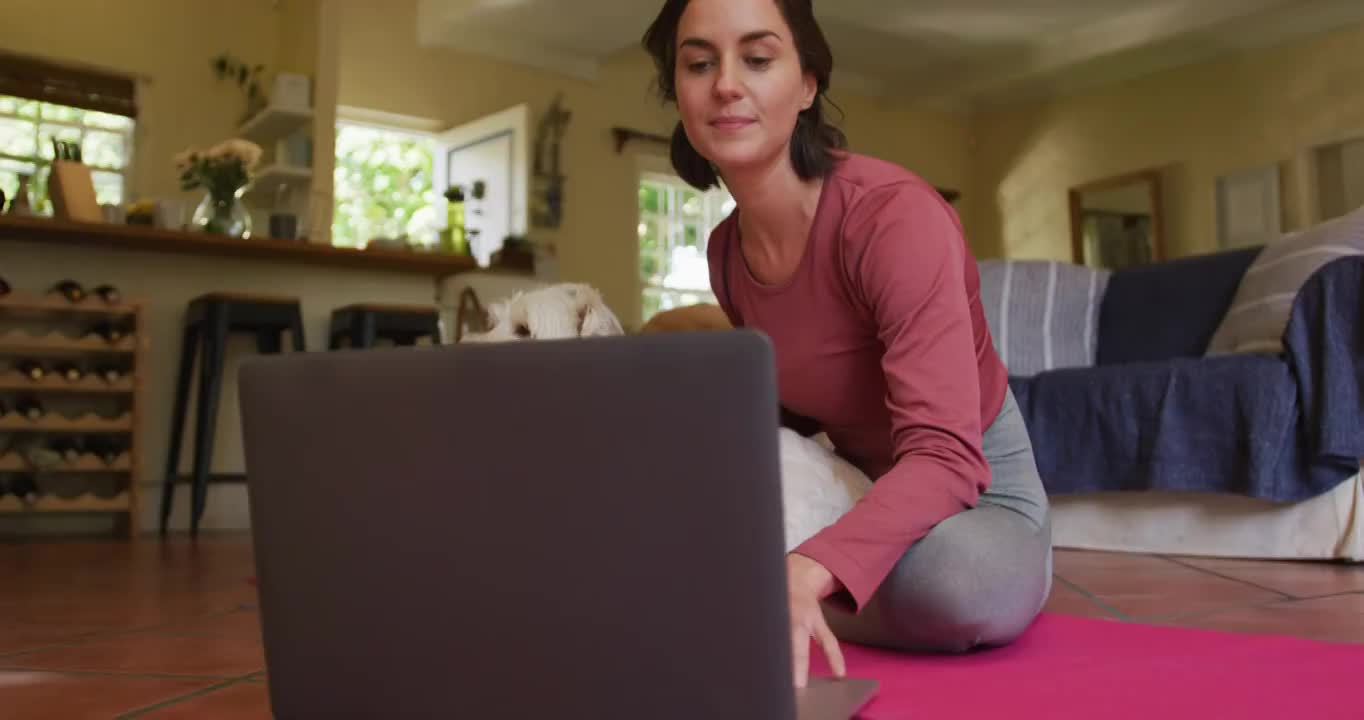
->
[[332, 120, 439, 249], [0, 95, 134, 214], [638, 172, 735, 323], [0, 51, 138, 215]]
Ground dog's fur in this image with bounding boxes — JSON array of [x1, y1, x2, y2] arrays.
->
[[639, 303, 733, 334], [461, 283, 624, 343], [461, 283, 870, 551]]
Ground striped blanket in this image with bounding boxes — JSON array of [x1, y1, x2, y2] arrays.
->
[[977, 260, 1111, 378]]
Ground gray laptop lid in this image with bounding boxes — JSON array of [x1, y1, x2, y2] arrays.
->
[[239, 331, 797, 719]]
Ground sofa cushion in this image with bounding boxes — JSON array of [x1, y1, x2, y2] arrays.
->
[[977, 259, 1110, 377], [1207, 205, 1364, 355], [1096, 246, 1261, 366]]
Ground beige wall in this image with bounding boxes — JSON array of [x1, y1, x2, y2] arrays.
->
[[0, 0, 313, 207], [0, 240, 441, 537], [969, 20, 1364, 261], [8, 2, 1361, 272], [1082, 184, 1153, 215], [336, 0, 971, 328], [276, 0, 320, 81], [0, 1, 432, 537]]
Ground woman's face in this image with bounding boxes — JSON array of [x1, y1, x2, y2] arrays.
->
[[673, 0, 816, 179]]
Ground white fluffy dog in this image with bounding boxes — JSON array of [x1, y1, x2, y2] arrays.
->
[[773, 427, 873, 552], [463, 283, 871, 551], [461, 283, 624, 342]]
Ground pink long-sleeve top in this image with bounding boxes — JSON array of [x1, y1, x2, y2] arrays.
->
[[707, 152, 1008, 611]]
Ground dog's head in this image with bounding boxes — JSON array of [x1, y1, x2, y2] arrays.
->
[[462, 283, 623, 342]]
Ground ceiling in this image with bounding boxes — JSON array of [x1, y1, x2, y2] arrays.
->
[[415, 0, 1364, 110]]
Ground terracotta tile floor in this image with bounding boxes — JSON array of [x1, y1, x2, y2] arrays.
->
[[1, 533, 1360, 718]]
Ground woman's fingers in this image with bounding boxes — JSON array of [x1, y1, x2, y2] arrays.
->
[[792, 605, 847, 687], [812, 612, 846, 679], [791, 624, 811, 688]]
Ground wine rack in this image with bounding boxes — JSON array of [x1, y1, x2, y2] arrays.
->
[[0, 289, 144, 538]]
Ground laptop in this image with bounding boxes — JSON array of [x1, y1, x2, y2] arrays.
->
[[238, 330, 878, 719]]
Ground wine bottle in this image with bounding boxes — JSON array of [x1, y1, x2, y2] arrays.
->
[[53, 361, 83, 382], [88, 436, 124, 465], [8, 475, 39, 504], [15, 397, 44, 421], [50, 437, 84, 463], [21, 442, 61, 471], [50, 279, 86, 303], [95, 364, 124, 384], [17, 360, 45, 381], [88, 322, 126, 344], [93, 284, 121, 305], [104, 440, 125, 465]]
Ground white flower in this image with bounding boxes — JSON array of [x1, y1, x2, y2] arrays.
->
[[177, 137, 264, 194], [223, 138, 263, 170], [202, 139, 262, 171]]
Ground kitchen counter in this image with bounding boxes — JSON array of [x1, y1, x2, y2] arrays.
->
[[0, 214, 481, 277], [0, 213, 531, 536]]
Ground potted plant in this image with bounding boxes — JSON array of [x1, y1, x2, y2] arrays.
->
[[212, 53, 267, 124]]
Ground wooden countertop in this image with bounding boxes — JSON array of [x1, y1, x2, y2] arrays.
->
[[0, 214, 486, 277]]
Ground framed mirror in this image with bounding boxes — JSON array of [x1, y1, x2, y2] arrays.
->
[[1068, 169, 1164, 270]]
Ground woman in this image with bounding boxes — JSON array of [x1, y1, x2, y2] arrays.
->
[[642, 0, 1053, 687]]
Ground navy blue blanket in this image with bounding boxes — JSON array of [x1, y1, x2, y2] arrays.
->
[[1012, 257, 1363, 502], [1284, 256, 1364, 478]]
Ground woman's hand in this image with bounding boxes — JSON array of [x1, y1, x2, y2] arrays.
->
[[786, 553, 847, 688]]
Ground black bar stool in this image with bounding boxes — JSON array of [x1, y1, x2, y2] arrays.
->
[[328, 303, 441, 349], [160, 293, 305, 536]]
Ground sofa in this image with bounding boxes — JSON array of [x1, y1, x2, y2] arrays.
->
[[977, 208, 1364, 560]]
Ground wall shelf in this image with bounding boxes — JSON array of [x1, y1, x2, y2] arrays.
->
[[244, 164, 313, 203], [611, 126, 670, 154], [239, 105, 313, 145], [0, 215, 481, 278]]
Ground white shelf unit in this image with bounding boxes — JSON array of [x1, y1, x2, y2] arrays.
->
[[237, 103, 315, 240], [239, 105, 314, 147], [245, 164, 313, 205]]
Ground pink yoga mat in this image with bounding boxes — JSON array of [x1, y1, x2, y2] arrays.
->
[[808, 613, 1363, 719]]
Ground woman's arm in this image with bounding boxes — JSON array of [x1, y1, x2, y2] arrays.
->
[[793, 181, 992, 612]]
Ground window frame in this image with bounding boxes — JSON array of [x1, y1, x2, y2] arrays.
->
[[635, 157, 734, 323]]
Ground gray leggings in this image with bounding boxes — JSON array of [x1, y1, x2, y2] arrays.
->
[[820, 387, 1052, 653]]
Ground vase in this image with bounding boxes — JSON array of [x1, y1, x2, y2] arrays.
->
[[192, 192, 251, 238]]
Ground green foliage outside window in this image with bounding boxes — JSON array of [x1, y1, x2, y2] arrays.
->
[[332, 122, 438, 249]]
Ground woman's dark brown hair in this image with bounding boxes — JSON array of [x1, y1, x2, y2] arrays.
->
[[642, 0, 847, 190]]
